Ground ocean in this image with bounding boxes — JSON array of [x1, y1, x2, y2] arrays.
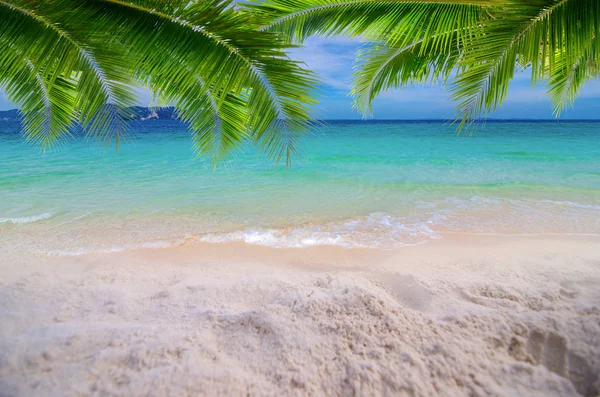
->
[[1, 120, 599, 255]]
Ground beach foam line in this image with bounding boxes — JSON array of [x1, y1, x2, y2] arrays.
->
[[0, 212, 55, 224], [35, 201, 600, 255], [199, 213, 441, 249], [515, 198, 600, 210], [41, 214, 442, 255], [442, 196, 600, 211], [443, 231, 600, 238], [45, 235, 196, 256]]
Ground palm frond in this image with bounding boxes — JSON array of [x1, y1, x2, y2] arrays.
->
[[0, 0, 137, 146], [0, 40, 77, 149], [451, 0, 599, 124], [251, 0, 599, 125], [248, 0, 499, 124], [548, 35, 599, 114], [352, 38, 460, 115], [252, 0, 495, 46], [88, 0, 318, 163], [1, 0, 318, 164]]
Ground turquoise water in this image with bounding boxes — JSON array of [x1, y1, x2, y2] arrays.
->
[[1, 120, 599, 253]]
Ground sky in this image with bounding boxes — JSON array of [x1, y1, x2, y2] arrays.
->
[[1, 36, 599, 119]]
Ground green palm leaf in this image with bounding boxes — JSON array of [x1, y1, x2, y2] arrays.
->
[[452, 0, 599, 124], [253, 0, 494, 45], [352, 38, 460, 115], [548, 37, 599, 114], [0, 41, 77, 149], [85, 0, 318, 164], [251, 0, 599, 124], [0, 0, 318, 164], [0, 0, 137, 146]]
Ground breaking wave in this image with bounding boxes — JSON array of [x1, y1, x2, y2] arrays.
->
[[0, 212, 55, 224]]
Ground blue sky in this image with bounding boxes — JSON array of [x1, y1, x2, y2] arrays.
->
[[291, 37, 600, 120], [1, 36, 599, 119]]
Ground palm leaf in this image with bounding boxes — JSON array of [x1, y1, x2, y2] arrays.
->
[[252, 0, 495, 49], [1, 0, 318, 164], [0, 41, 77, 149], [0, 0, 137, 146], [352, 38, 461, 115], [252, 0, 599, 125], [89, 0, 318, 164], [452, 0, 599, 124], [547, 36, 599, 114]]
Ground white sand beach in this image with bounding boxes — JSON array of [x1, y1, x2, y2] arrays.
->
[[1, 234, 599, 396], [1, 0, 600, 394]]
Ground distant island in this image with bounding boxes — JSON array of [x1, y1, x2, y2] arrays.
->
[[0, 107, 179, 122], [1, 108, 599, 124]]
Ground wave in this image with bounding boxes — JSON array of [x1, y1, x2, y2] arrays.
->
[[514, 199, 600, 210], [46, 235, 196, 256], [199, 213, 441, 249], [27, 196, 600, 254], [443, 196, 600, 209], [196, 198, 600, 249], [43, 214, 441, 254], [0, 212, 55, 224]]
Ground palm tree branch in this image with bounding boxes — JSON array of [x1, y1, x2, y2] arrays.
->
[[353, 40, 425, 114], [0, 0, 134, 145], [0, 40, 77, 148], [101, 0, 313, 163], [101, 0, 250, 64], [548, 35, 598, 114], [452, 0, 597, 123], [259, 0, 497, 32]]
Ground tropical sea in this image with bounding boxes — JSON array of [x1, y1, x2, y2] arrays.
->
[[1, 119, 599, 255]]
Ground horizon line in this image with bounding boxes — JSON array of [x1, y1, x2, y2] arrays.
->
[[318, 118, 600, 122], [2, 108, 600, 123]]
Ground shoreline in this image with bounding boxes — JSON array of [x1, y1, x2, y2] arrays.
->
[[1, 234, 599, 396]]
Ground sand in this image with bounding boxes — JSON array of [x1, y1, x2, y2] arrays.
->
[[1, 234, 599, 396]]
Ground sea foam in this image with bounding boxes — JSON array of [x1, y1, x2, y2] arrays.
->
[[0, 212, 55, 224], [199, 213, 441, 249], [45, 236, 196, 256]]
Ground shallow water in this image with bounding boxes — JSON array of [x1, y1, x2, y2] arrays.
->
[[1, 120, 599, 253]]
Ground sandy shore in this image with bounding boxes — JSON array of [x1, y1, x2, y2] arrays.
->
[[1, 234, 599, 396]]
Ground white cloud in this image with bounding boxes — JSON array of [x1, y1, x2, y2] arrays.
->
[[290, 36, 362, 91]]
